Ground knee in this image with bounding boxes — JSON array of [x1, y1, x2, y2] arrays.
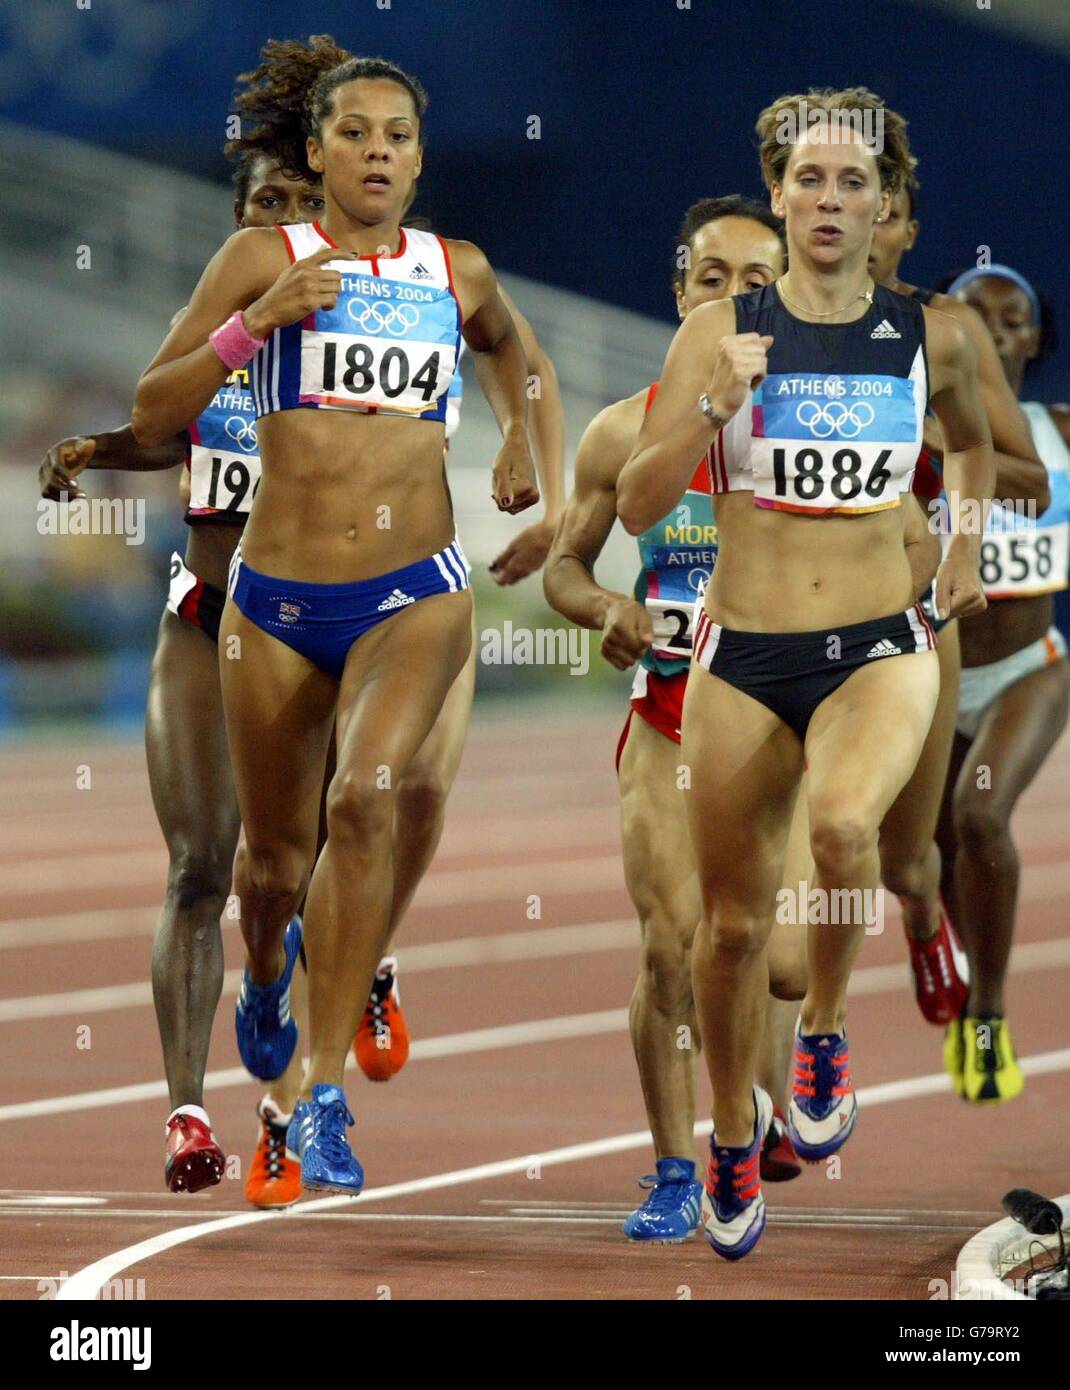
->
[[396, 769, 449, 841], [768, 940, 808, 1001], [954, 798, 1010, 858], [810, 811, 874, 879], [878, 835, 933, 899], [637, 925, 693, 1014], [326, 768, 394, 844], [236, 840, 307, 906], [166, 845, 232, 916], [699, 903, 768, 961]]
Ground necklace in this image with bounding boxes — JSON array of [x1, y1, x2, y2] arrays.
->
[[776, 277, 874, 318]]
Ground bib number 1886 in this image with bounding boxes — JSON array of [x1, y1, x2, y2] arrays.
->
[[772, 446, 893, 502]]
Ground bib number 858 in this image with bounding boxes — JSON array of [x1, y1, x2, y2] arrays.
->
[[772, 446, 893, 502]]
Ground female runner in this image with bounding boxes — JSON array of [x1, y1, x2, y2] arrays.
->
[[618, 87, 991, 1260], [933, 263, 1069, 1102], [132, 45, 537, 1194], [545, 196, 808, 1244], [868, 179, 1047, 1029]]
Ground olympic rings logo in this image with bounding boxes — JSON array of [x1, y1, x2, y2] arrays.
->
[[795, 399, 875, 439], [224, 416, 259, 452], [345, 299, 421, 335]]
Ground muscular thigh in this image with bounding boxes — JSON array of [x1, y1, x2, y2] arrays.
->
[[334, 590, 474, 782], [618, 712, 700, 942], [402, 609, 477, 791], [218, 598, 338, 855], [806, 650, 940, 826], [145, 611, 239, 854], [680, 668, 803, 912], [956, 658, 1070, 819], [879, 622, 960, 858]]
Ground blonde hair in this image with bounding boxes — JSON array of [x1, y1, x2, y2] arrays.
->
[[755, 87, 917, 198]]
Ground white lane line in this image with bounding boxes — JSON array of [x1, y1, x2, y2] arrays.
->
[[0, 920, 637, 1023], [0, 1009, 631, 1123], [0, 1196, 106, 1207], [6, 921, 1070, 1028], [6, 929, 1070, 1119], [54, 1045, 1070, 1301]]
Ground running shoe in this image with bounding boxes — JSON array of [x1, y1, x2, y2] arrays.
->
[[353, 956, 410, 1082], [245, 1095, 301, 1209], [701, 1086, 773, 1261], [906, 900, 969, 1026], [164, 1110, 224, 1194], [962, 1013, 1024, 1104], [788, 1023, 857, 1161], [761, 1106, 802, 1182], [286, 1083, 365, 1195], [235, 916, 302, 1082], [622, 1157, 702, 1242], [943, 1016, 966, 1097]]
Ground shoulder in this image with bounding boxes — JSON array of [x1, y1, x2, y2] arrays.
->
[[440, 237, 492, 281], [921, 296, 975, 368], [576, 391, 648, 483], [212, 224, 291, 277]]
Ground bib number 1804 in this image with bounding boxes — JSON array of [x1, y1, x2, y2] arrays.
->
[[322, 342, 441, 401], [772, 446, 893, 502]]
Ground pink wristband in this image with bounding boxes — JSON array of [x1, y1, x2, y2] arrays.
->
[[208, 311, 266, 370]]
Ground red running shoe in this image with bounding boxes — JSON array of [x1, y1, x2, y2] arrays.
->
[[907, 900, 969, 1026], [353, 956, 410, 1082], [760, 1106, 802, 1182], [164, 1110, 224, 1194]]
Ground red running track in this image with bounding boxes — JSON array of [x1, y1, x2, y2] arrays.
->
[[1, 704, 1068, 1300]]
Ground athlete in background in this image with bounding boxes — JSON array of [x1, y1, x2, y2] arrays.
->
[[868, 180, 1047, 1034], [932, 263, 1068, 1102]]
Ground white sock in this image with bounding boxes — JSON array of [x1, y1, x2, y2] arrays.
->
[[167, 1103, 211, 1129]]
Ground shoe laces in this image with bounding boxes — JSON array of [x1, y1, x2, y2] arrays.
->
[[313, 1095, 355, 1165], [709, 1147, 760, 1205], [261, 1120, 287, 1179], [795, 1039, 851, 1099], [635, 1174, 690, 1214]]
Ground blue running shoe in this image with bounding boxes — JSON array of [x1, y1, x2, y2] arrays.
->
[[788, 1021, 857, 1161], [286, 1084, 365, 1195], [235, 916, 302, 1082], [701, 1086, 772, 1261], [622, 1157, 702, 1242]]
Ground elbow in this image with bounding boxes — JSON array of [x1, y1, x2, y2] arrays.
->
[[616, 497, 646, 536], [131, 393, 166, 449]]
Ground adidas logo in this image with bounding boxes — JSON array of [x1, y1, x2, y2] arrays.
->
[[866, 638, 902, 659], [870, 319, 901, 339], [377, 588, 416, 611], [409, 262, 432, 281]]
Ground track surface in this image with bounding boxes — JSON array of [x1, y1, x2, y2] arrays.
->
[[1, 705, 1068, 1300]]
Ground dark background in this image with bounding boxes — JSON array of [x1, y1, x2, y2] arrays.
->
[[3, 0, 1067, 396]]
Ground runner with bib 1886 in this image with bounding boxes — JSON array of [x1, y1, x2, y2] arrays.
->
[[617, 87, 993, 1261]]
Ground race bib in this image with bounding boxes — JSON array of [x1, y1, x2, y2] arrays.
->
[[751, 373, 920, 514], [300, 280, 458, 414], [188, 442, 262, 516], [977, 525, 1069, 599], [646, 586, 706, 660]]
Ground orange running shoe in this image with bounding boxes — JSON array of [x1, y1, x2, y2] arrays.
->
[[244, 1096, 301, 1209], [353, 956, 410, 1082]]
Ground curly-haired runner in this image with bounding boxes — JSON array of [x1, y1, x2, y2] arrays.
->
[[618, 87, 993, 1260], [133, 39, 539, 1195]]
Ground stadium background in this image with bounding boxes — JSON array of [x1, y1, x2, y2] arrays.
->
[[1, 0, 1069, 727]]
